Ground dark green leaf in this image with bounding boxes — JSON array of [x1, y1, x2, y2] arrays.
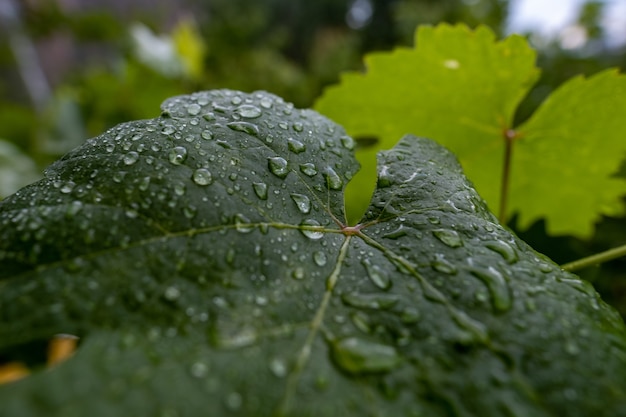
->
[[1, 90, 625, 416]]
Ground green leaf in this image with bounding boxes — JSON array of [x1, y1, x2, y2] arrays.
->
[[315, 23, 626, 238], [513, 69, 626, 236], [315, 23, 540, 224], [1, 90, 626, 416]]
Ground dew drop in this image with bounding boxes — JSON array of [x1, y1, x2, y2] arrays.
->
[[187, 103, 201, 115], [313, 251, 327, 266], [237, 104, 262, 118], [161, 125, 176, 135], [290, 193, 311, 214], [300, 219, 324, 240], [341, 292, 399, 310], [192, 168, 213, 186], [268, 157, 289, 178], [201, 129, 214, 140], [485, 240, 519, 264], [291, 267, 305, 280], [60, 181, 76, 194], [253, 182, 269, 200], [259, 96, 273, 109], [299, 163, 317, 177], [323, 167, 343, 190], [431, 254, 458, 275], [382, 225, 409, 240], [362, 259, 391, 290], [469, 266, 512, 312], [331, 337, 401, 374], [292, 122, 304, 132], [227, 121, 259, 137], [234, 213, 255, 233], [340, 135, 355, 150], [433, 229, 463, 248], [168, 146, 188, 165], [123, 151, 139, 165], [287, 138, 306, 154]]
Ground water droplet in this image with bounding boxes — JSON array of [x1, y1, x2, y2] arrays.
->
[[201, 129, 214, 140], [431, 254, 457, 275], [123, 151, 139, 165], [300, 219, 324, 240], [433, 229, 463, 248], [164, 286, 181, 301], [331, 337, 401, 374], [190, 361, 209, 378], [323, 167, 343, 190], [340, 136, 355, 150], [260, 96, 273, 108], [290, 193, 311, 214], [227, 121, 259, 137], [341, 292, 399, 310], [268, 157, 289, 178], [287, 138, 306, 154], [313, 251, 327, 266], [362, 259, 391, 290], [268, 357, 288, 378], [173, 182, 186, 196], [57, 181, 76, 194], [161, 125, 176, 135], [299, 163, 317, 177], [237, 104, 262, 118], [469, 266, 511, 312], [253, 182, 268, 200], [291, 267, 305, 280], [382, 225, 409, 240], [187, 103, 201, 116], [485, 240, 519, 264], [192, 168, 213, 186], [168, 146, 188, 165], [234, 213, 255, 233], [292, 122, 304, 132], [400, 307, 421, 323]]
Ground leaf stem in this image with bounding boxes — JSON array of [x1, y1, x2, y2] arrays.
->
[[561, 243, 626, 272], [499, 129, 517, 223]]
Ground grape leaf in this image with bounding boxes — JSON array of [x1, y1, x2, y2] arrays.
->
[[314, 23, 626, 237], [1, 90, 625, 416]]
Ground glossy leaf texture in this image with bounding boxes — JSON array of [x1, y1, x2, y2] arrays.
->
[[1, 90, 625, 417], [315, 23, 626, 237]]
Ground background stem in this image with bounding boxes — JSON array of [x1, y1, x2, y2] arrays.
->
[[561, 244, 626, 272], [498, 129, 516, 222]]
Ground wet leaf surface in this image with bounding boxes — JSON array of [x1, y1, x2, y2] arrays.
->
[[1, 90, 625, 416]]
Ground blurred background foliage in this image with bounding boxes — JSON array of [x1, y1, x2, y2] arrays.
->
[[1, 0, 626, 317]]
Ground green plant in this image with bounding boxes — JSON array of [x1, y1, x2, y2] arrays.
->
[[1, 89, 625, 416]]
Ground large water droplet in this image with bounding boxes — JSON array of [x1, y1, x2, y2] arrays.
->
[[331, 337, 401, 374], [287, 138, 306, 154], [433, 229, 463, 248], [340, 135, 355, 150], [313, 251, 327, 266], [383, 225, 409, 240], [169, 146, 188, 165], [485, 240, 519, 264], [187, 103, 201, 116], [341, 292, 399, 310], [253, 182, 268, 200], [300, 219, 324, 240], [431, 254, 458, 275], [161, 125, 176, 135], [192, 168, 213, 186], [290, 193, 311, 214], [234, 213, 255, 233], [268, 157, 289, 178], [469, 265, 511, 312], [323, 167, 343, 190], [123, 151, 139, 165], [227, 121, 259, 136], [201, 129, 214, 140], [236, 104, 262, 119], [299, 163, 317, 177], [362, 259, 391, 290], [292, 122, 304, 132]]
